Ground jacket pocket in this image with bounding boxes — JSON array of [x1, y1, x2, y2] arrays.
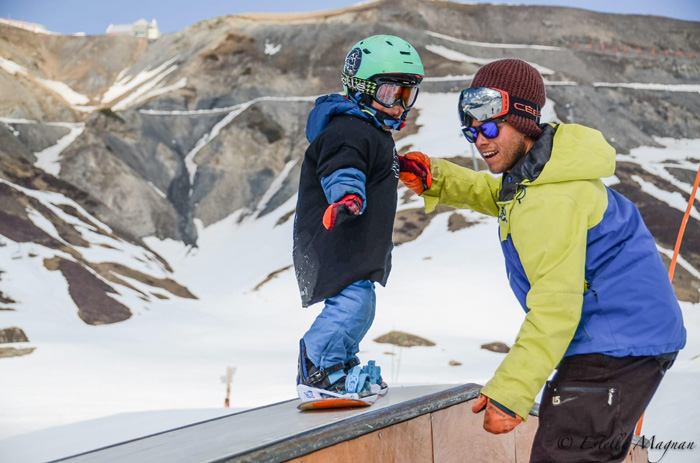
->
[[543, 382, 626, 462]]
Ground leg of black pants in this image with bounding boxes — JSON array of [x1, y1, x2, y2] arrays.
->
[[530, 353, 676, 463]]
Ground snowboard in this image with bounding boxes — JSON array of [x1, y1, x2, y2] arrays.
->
[[297, 397, 373, 411]]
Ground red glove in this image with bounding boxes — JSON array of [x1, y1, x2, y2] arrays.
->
[[472, 394, 523, 434], [323, 194, 363, 230], [399, 151, 432, 195]]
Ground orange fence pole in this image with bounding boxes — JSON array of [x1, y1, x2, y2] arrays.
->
[[668, 162, 700, 283]]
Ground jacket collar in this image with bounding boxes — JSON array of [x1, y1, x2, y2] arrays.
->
[[499, 124, 554, 201]]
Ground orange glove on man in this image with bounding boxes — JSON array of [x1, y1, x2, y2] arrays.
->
[[472, 394, 523, 434], [398, 151, 432, 196]]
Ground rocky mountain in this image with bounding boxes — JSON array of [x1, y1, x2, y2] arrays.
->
[[1, 0, 699, 338]]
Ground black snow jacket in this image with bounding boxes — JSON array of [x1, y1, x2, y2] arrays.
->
[[293, 96, 399, 307]]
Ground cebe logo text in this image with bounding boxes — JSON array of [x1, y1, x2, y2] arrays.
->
[[513, 102, 541, 118]]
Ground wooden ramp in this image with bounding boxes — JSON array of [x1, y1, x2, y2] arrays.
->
[[52, 384, 648, 463]]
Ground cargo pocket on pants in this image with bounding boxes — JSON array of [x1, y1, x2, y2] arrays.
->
[[544, 382, 626, 462]]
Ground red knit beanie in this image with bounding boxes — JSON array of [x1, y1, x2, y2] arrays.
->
[[471, 59, 546, 139]]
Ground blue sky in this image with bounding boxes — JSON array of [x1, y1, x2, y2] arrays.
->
[[2, 0, 699, 35]]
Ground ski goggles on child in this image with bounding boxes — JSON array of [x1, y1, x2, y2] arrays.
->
[[458, 87, 541, 127], [462, 118, 507, 143], [343, 73, 422, 109], [373, 78, 420, 109]]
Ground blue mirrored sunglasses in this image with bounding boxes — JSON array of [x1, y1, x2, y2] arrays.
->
[[461, 118, 507, 143]]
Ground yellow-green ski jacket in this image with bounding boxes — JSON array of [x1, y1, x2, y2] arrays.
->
[[421, 123, 686, 419]]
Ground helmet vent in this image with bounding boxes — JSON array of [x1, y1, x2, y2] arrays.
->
[[386, 41, 394, 46], [400, 51, 411, 55], [363, 48, 371, 54]]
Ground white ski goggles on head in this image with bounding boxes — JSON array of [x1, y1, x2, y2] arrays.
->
[[458, 87, 541, 127]]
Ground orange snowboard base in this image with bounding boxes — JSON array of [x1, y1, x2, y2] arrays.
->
[[298, 397, 372, 411]]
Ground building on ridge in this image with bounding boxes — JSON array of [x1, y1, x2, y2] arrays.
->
[[106, 19, 159, 39]]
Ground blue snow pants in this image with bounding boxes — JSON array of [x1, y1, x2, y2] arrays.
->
[[302, 279, 376, 369]]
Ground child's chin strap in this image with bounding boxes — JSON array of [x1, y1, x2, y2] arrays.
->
[[350, 92, 408, 131]]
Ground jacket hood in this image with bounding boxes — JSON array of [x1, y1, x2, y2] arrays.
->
[[305, 94, 372, 143], [508, 123, 616, 187]]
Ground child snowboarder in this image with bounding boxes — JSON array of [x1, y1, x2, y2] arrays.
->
[[293, 35, 424, 403]]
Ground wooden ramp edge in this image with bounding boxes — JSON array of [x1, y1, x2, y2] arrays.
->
[[51, 383, 648, 463]]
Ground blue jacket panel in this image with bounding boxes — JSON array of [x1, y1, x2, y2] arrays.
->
[[569, 187, 686, 356]]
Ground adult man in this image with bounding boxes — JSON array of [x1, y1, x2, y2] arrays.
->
[[399, 59, 686, 462], [293, 35, 424, 404]]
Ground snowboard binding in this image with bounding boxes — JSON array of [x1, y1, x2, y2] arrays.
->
[[296, 339, 387, 405]]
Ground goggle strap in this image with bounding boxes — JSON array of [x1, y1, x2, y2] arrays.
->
[[342, 72, 378, 96], [508, 95, 541, 123]]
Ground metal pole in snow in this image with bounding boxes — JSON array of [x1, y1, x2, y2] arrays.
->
[[221, 366, 236, 407]]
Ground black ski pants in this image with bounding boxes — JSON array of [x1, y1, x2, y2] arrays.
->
[[530, 352, 677, 463]]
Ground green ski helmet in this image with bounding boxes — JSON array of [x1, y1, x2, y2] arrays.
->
[[341, 35, 424, 129]]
